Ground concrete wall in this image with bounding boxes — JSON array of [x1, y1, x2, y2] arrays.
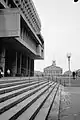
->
[[0, 8, 44, 59], [0, 47, 5, 76], [36, 44, 44, 59], [0, 9, 20, 37]]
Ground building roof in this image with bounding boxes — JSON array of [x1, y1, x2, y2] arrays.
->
[[44, 65, 62, 70], [63, 70, 72, 75], [76, 69, 80, 72], [44, 61, 62, 70]]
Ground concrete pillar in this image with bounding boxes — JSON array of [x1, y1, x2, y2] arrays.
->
[[0, 47, 5, 77], [20, 53, 22, 75], [16, 52, 17, 74], [32, 59, 34, 76], [17, 53, 19, 74], [21, 54, 27, 76], [11, 51, 17, 76], [29, 58, 31, 76], [21, 55, 23, 76], [24, 56, 26, 76], [25, 56, 28, 76], [30, 59, 32, 76], [22, 55, 26, 76], [28, 57, 30, 76], [33, 59, 34, 76]]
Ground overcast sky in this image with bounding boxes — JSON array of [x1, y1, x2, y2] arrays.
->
[[33, 0, 80, 73]]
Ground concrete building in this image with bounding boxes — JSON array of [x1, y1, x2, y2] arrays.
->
[[0, 0, 44, 77], [63, 70, 72, 76], [75, 69, 80, 77], [34, 71, 43, 77], [44, 61, 62, 77]]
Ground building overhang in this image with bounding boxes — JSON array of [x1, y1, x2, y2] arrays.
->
[[19, 8, 42, 45], [0, 8, 44, 59], [0, 8, 43, 45], [0, 37, 44, 59]]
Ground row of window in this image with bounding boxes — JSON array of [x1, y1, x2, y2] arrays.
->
[[44, 70, 62, 74], [3, 0, 41, 34], [3, 0, 16, 8], [14, 0, 41, 34]]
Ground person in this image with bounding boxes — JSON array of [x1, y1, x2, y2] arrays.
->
[[72, 71, 76, 79], [0, 67, 3, 78], [75, 71, 78, 80], [7, 69, 10, 76], [1, 71, 4, 77], [0, 69, 2, 78]]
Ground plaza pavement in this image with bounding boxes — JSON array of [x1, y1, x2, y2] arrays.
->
[[59, 87, 80, 120]]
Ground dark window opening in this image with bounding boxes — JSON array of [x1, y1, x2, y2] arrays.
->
[[8, 0, 16, 8], [0, 3, 5, 9]]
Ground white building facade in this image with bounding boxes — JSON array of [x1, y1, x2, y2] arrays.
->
[[44, 61, 63, 77]]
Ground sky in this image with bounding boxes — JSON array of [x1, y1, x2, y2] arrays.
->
[[33, 0, 80, 73]]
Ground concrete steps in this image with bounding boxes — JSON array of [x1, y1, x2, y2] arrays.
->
[[0, 79, 46, 94], [47, 85, 61, 120], [0, 81, 48, 103], [0, 79, 45, 88], [0, 77, 61, 120], [32, 84, 59, 120]]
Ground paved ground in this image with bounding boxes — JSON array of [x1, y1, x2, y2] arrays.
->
[[59, 87, 80, 120]]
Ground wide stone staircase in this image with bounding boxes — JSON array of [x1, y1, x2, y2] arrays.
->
[[0, 77, 62, 120]]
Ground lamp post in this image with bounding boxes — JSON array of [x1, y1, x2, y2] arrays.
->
[[74, 0, 79, 2], [67, 53, 71, 86]]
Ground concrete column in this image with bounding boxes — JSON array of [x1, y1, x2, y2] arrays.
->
[[25, 56, 28, 76], [24, 56, 26, 76], [21, 55, 24, 76], [20, 53, 22, 75], [0, 47, 5, 77], [27, 57, 29, 76], [11, 51, 17, 76], [16, 52, 17, 74], [30, 59, 32, 76], [17, 53, 19, 74], [28, 57, 30, 76], [22, 55, 26, 76], [32, 59, 34, 76], [29, 58, 31, 76]]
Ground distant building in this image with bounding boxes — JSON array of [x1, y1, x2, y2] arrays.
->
[[44, 61, 63, 77], [63, 70, 72, 76], [75, 69, 80, 77], [34, 71, 43, 77], [0, 0, 44, 77]]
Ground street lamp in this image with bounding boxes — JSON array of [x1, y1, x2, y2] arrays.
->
[[74, 0, 79, 2], [67, 53, 71, 86]]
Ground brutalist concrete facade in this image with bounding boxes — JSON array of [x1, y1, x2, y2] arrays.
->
[[0, 0, 44, 77]]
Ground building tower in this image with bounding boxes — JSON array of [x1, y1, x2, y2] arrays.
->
[[52, 60, 56, 66]]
